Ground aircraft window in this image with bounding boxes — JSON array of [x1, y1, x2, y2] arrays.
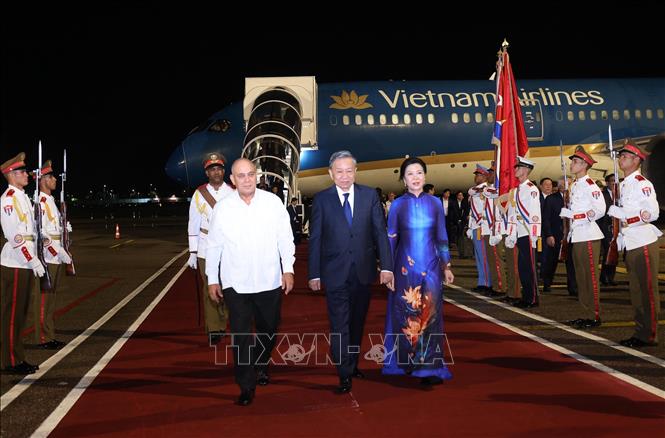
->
[[475, 113, 482, 123], [380, 114, 387, 125], [556, 111, 563, 122], [601, 110, 608, 120], [355, 115, 362, 125], [645, 109, 653, 119], [578, 111, 586, 121], [343, 115, 350, 125], [535, 112, 541, 122], [367, 115, 375, 125], [392, 114, 400, 125], [657, 109, 664, 119], [463, 113, 470, 124], [427, 114, 435, 124], [623, 109, 631, 120], [567, 111, 575, 121], [404, 114, 411, 124], [208, 119, 231, 132], [612, 110, 619, 120], [329, 115, 338, 126], [635, 109, 641, 119], [451, 113, 459, 124], [487, 113, 494, 123], [416, 114, 423, 124], [590, 111, 597, 121]]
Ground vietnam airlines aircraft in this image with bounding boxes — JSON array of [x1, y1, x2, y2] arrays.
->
[[164, 76, 665, 208]]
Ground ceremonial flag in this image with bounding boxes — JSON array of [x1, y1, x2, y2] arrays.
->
[[493, 41, 529, 196]]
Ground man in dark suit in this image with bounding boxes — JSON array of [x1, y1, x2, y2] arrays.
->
[[598, 174, 617, 285], [541, 177, 577, 295], [287, 197, 301, 244], [308, 150, 394, 394], [448, 191, 471, 258]]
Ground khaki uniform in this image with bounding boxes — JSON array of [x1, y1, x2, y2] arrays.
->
[[188, 182, 234, 332], [567, 174, 605, 320], [615, 170, 661, 343], [0, 185, 38, 368]]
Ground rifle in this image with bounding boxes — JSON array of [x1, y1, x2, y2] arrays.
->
[[605, 125, 620, 266], [60, 149, 76, 275], [558, 140, 570, 262], [34, 141, 53, 290]]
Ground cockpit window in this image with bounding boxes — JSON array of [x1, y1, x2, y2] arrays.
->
[[187, 119, 213, 136], [208, 119, 231, 132]]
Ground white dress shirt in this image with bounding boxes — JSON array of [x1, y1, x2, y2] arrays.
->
[[335, 184, 354, 215], [39, 192, 66, 264], [1, 184, 37, 269], [617, 170, 662, 250], [205, 189, 295, 293], [568, 174, 605, 243]]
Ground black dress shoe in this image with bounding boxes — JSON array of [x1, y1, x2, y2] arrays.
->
[[334, 377, 352, 394], [208, 331, 225, 345], [620, 337, 657, 348], [567, 318, 586, 327], [485, 289, 504, 297], [4, 361, 37, 375], [420, 376, 444, 386], [579, 319, 601, 329], [256, 370, 270, 386], [38, 340, 65, 350], [608, 281, 618, 286], [514, 300, 538, 308], [236, 389, 255, 406], [351, 368, 365, 378]]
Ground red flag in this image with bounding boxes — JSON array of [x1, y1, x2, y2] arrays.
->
[[493, 49, 529, 196]]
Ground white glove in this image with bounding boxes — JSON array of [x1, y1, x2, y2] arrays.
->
[[559, 208, 573, 219], [608, 205, 626, 220], [505, 235, 516, 249], [30, 258, 46, 277], [187, 253, 198, 269], [489, 234, 502, 246], [466, 228, 473, 239], [66, 221, 72, 233], [58, 250, 72, 265], [531, 237, 538, 249]]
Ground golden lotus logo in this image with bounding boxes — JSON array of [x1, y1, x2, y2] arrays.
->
[[329, 90, 373, 109]]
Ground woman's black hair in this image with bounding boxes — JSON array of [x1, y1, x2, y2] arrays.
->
[[399, 157, 427, 181]]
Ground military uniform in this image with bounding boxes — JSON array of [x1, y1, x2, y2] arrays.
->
[[505, 156, 541, 307], [30, 160, 69, 348], [609, 143, 661, 347], [467, 165, 491, 291], [482, 182, 506, 295], [1, 153, 43, 373], [188, 153, 234, 338], [561, 146, 605, 326]]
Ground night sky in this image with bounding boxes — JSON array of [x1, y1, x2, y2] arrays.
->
[[2, 6, 664, 198]]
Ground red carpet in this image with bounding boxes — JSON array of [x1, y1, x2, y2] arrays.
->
[[50, 250, 665, 437]]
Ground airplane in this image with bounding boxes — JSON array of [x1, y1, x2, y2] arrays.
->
[[164, 76, 665, 208]]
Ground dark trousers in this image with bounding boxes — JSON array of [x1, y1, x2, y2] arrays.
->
[[325, 264, 370, 379], [517, 236, 539, 305], [224, 287, 282, 391], [600, 236, 616, 283]]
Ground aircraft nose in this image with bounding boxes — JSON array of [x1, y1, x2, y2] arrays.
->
[[165, 146, 187, 185]]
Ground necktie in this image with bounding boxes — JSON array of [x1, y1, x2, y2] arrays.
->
[[343, 193, 353, 227]]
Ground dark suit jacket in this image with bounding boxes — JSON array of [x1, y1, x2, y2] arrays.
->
[[597, 187, 613, 239], [447, 198, 470, 236], [542, 191, 564, 241], [308, 184, 392, 290]]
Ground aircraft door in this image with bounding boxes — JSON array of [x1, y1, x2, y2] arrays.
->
[[522, 99, 544, 142]]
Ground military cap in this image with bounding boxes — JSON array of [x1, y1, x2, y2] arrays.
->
[[203, 152, 226, 169], [1, 152, 27, 174], [473, 164, 490, 175], [616, 140, 649, 161], [514, 156, 535, 169], [568, 145, 597, 166]]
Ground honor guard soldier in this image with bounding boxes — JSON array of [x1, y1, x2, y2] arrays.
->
[[608, 141, 661, 347], [187, 153, 234, 343], [1, 153, 43, 374], [483, 166, 505, 297], [467, 164, 492, 293], [560, 146, 605, 328], [504, 156, 541, 308], [32, 160, 71, 349]]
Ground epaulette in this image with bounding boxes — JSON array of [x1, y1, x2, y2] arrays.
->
[[526, 182, 534, 187], [586, 178, 595, 185], [6, 189, 14, 197], [635, 174, 646, 181]]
